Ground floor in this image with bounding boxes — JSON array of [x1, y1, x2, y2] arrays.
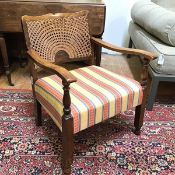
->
[[0, 54, 142, 90]]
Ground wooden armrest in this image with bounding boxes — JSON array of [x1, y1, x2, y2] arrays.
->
[[91, 37, 158, 61], [27, 49, 77, 84]]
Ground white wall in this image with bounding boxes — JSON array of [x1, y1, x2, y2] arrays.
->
[[102, 0, 141, 54]]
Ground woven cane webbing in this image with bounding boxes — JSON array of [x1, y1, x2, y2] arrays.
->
[[23, 11, 92, 63]]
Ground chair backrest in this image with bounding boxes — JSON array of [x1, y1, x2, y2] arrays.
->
[[22, 11, 93, 64]]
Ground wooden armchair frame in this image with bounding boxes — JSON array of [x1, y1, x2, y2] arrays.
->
[[22, 11, 157, 174], [27, 37, 157, 174]]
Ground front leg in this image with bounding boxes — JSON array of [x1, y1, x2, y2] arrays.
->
[[134, 58, 150, 135], [61, 81, 74, 175], [62, 116, 74, 175]]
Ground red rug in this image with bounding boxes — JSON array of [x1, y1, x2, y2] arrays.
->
[[0, 90, 174, 175]]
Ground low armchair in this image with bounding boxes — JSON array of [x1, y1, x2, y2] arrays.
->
[[21, 11, 156, 175]]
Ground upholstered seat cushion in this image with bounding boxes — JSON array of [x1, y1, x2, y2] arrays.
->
[[35, 66, 143, 133]]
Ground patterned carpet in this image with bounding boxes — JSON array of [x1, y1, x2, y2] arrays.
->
[[0, 90, 174, 175]]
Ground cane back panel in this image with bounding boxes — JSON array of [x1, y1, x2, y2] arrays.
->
[[22, 11, 92, 63]]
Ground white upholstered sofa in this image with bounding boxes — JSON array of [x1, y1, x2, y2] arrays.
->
[[128, 0, 175, 110]]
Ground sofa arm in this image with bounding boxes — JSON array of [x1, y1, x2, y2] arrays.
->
[[131, 0, 175, 46], [152, 0, 175, 12]]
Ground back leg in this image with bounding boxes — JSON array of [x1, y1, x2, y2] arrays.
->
[[134, 104, 145, 135], [35, 99, 42, 126]]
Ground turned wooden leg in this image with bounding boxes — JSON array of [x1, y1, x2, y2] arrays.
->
[[134, 78, 149, 135], [62, 117, 74, 175], [35, 99, 42, 126], [134, 104, 145, 135], [0, 36, 14, 86], [5, 66, 14, 86], [134, 58, 151, 135], [61, 82, 74, 175]]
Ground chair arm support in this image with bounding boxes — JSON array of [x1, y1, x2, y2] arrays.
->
[[91, 37, 155, 95], [91, 37, 158, 61], [27, 49, 77, 84]]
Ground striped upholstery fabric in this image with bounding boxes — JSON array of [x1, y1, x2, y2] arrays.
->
[[35, 66, 143, 133]]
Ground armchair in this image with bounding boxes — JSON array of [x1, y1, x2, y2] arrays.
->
[[22, 11, 156, 175]]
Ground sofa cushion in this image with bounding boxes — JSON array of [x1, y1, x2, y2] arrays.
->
[[129, 21, 175, 75], [131, 0, 175, 46]]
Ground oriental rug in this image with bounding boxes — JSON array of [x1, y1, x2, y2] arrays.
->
[[0, 90, 174, 175]]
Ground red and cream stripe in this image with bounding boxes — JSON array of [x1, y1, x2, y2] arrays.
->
[[35, 66, 143, 133]]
